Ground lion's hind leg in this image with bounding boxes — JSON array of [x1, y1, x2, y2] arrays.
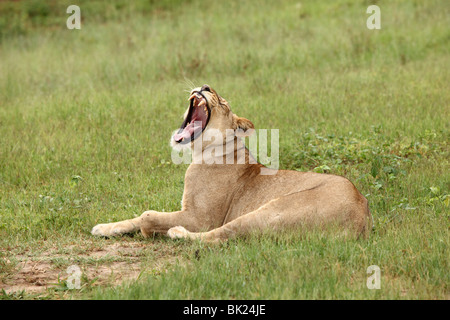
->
[[167, 187, 369, 242]]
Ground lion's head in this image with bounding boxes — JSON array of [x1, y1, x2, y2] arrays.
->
[[172, 84, 254, 149]]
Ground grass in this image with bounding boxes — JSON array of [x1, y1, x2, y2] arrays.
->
[[0, 0, 448, 299], [93, 228, 448, 299]]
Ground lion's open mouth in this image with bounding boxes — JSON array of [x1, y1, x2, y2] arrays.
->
[[173, 91, 210, 144]]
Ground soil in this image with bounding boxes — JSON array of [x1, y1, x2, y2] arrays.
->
[[0, 242, 176, 296]]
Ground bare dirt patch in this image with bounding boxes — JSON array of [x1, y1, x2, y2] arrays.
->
[[0, 241, 177, 296]]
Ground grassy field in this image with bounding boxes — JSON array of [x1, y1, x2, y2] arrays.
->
[[0, 0, 448, 299]]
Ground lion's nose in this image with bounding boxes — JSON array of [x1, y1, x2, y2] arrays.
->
[[201, 84, 211, 92]]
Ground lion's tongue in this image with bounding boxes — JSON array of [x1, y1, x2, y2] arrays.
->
[[174, 122, 196, 142], [174, 104, 208, 142], [174, 118, 204, 143]]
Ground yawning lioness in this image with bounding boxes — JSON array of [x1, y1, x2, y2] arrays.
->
[[92, 85, 372, 241]]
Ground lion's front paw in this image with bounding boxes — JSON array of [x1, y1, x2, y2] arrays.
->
[[91, 223, 128, 237], [167, 226, 190, 239]]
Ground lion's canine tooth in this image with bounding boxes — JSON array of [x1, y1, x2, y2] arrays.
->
[[198, 100, 206, 107], [188, 94, 196, 101]]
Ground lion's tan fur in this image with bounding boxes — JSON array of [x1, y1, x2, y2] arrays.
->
[[92, 85, 372, 241]]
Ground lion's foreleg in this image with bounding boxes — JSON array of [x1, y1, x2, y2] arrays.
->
[[92, 210, 201, 238], [139, 210, 199, 238], [91, 216, 143, 237], [167, 206, 280, 242]]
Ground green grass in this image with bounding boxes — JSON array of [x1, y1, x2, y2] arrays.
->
[[0, 0, 448, 299]]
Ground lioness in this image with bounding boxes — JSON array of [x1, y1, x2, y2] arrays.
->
[[92, 84, 372, 241]]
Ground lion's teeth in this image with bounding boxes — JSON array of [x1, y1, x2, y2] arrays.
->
[[198, 100, 206, 107], [188, 94, 196, 101]]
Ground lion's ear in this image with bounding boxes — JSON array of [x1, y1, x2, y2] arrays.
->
[[219, 96, 229, 107], [232, 114, 254, 136]]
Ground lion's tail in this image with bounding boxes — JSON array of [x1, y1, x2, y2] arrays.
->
[[358, 199, 373, 239]]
